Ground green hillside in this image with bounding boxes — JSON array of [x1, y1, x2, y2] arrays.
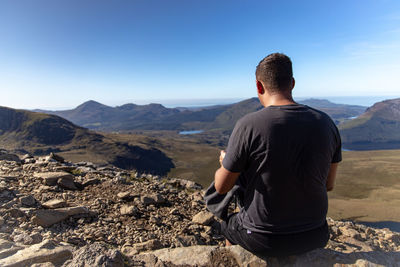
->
[[339, 98, 400, 150], [0, 106, 174, 174]]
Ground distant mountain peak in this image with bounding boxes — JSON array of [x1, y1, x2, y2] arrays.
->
[[77, 100, 110, 109]]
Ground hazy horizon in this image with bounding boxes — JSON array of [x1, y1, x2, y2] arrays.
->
[[5, 95, 396, 111]]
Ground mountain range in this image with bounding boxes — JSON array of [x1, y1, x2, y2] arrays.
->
[[0, 106, 173, 174], [37, 98, 366, 133]]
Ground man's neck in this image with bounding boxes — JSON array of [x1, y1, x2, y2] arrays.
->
[[260, 93, 296, 107]]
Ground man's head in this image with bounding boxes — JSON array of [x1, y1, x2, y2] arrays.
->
[[256, 53, 294, 94]]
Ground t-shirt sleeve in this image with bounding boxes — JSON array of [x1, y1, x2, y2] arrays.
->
[[331, 123, 342, 163], [222, 118, 250, 173]]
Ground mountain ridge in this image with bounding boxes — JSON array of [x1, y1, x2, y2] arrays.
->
[[339, 98, 400, 150], [0, 106, 174, 174], [34, 98, 367, 133]]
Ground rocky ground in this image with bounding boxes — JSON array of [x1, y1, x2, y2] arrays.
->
[[0, 149, 399, 266]]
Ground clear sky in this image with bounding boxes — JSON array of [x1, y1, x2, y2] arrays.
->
[[1, 0, 399, 109]]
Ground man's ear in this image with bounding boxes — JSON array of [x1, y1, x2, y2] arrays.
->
[[256, 80, 264, 95], [291, 78, 295, 89]]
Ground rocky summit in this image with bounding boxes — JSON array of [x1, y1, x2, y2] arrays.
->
[[0, 151, 399, 266]]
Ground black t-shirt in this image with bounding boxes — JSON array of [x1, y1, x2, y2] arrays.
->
[[222, 104, 342, 234]]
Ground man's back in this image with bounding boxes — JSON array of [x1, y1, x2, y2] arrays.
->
[[222, 103, 342, 234], [214, 53, 341, 256]]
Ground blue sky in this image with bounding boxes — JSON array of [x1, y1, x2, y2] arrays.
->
[[1, 0, 399, 109]]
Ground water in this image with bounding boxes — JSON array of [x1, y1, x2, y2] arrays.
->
[[179, 130, 204, 135]]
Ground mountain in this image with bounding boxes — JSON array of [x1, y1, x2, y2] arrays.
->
[[43, 100, 181, 130], [299, 99, 366, 124], [0, 106, 173, 174], [339, 98, 400, 150], [39, 98, 366, 133]]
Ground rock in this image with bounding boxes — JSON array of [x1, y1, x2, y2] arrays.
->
[[143, 245, 217, 266], [0, 188, 16, 204], [30, 233, 43, 244], [82, 178, 100, 187], [48, 152, 64, 163], [120, 205, 138, 216], [32, 206, 89, 227], [9, 208, 25, 218], [31, 263, 55, 267], [0, 245, 25, 259], [57, 176, 77, 190], [42, 199, 67, 209], [21, 154, 33, 161], [57, 206, 89, 216], [133, 244, 400, 267], [117, 191, 132, 200], [20, 195, 36, 207], [126, 239, 163, 255], [175, 235, 204, 247], [0, 239, 14, 250], [13, 233, 34, 245], [34, 172, 74, 186], [192, 211, 214, 225], [0, 239, 72, 267], [62, 242, 124, 267], [32, 210, 69, 228], [179, 179, 203, 190], [340, 226, 362, 240], [0, 151, 20, 162], [141, 194, 166, 205]]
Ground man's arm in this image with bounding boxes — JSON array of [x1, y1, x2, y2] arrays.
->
[[214, 150, 241, 194], [326, 163, 339, 191]]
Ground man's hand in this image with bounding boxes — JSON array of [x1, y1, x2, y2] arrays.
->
[[214, 150, 240, 194], [219, 150, 226, 166]]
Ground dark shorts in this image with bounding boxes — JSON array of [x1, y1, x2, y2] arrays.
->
[[221, 213, 329, 257]]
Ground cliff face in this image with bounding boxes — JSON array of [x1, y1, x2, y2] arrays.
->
[[0, 151, 399, 267]]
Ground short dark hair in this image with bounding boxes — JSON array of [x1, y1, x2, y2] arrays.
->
[[255, 53, 293, 92]]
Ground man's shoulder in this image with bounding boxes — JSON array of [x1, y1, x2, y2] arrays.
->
[[235, 108, 266, 127]]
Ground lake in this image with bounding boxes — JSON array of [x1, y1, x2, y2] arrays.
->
[[179, 130, 204, 135]]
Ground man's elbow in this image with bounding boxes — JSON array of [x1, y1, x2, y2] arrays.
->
[[214, 183, 229, 194]]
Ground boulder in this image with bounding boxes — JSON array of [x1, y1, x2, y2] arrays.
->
[[120, 205, 138, 216], [57, 176, 77, 190], [32, 206, 89, 227], [132, 244, 400, 267], [0, 239, 72, 267], [42, 199, 67, 209], [123, 239, 163, 255], [62, 242, 124, 267], [32, 210, 69, 228], [20, 195, 36, 207], [192, 211, 214, 225], [48, 152, 64, 163], [33, 172, 74, 186], [140, 194, 166, 205], [117, 191, 132, 200], [0, 151, 20, 162]]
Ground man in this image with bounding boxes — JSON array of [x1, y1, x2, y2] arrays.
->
[[214, 53, 341, 257]]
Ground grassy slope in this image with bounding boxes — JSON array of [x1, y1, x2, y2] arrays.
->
[[109, 132, 221, 186], [328, 149, 400, 222]]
